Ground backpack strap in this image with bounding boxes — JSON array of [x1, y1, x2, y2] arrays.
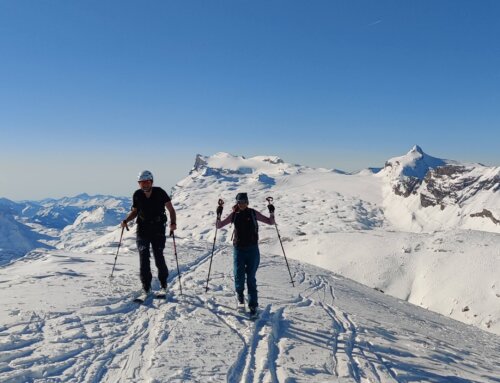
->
[[249, 208, 258, 234], [231, 211, 236, 242]]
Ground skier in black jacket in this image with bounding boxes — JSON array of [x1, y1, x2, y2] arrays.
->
[[121, 170, 176, 299]]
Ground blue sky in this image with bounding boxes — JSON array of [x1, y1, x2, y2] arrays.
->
[[1, 1, 499, 200]]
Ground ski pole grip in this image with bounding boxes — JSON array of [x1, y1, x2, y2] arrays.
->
[[266, 197, 273, 204], [216, 199, 224, 219]]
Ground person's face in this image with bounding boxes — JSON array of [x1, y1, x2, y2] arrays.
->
[[139, 180, 153, 192], [237, 200, 248, 210]]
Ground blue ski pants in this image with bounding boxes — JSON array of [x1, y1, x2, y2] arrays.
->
[[233, 244, 260, 308]]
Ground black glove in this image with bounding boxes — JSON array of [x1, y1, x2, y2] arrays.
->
[[216, 205, 223, 218], [267, 204, 275, 214]]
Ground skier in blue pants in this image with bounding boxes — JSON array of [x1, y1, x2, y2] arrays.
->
[[216, 193, 275, 315]]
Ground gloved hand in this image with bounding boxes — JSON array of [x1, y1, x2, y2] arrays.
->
[[216, 205, 223, 218], [267, 204, 275, 214]]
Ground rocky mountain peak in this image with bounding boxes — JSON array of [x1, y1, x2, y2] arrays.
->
[[409, 145, 424, 156], [379, 146, 447, 196]]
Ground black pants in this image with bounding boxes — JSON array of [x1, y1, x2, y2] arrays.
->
[[136, 229, 168, 291]]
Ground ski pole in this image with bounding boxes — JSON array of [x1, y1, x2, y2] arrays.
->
[[170, 230, 182, 295], [205, 199, 224, 292], [110, 223, 129, 278], [267, 197, 295, 287]]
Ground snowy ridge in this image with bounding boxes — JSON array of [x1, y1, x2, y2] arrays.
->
[[0, 198, 23, 215], [0, 194, 130, 263], [379, 145, 452, 180], [0, 213, 53, 266], [38, 193, 129, 209], [1, 240, 499, 382], [193, 153, 291, 176], [67, 207, 123, 230], [57, 207, 128, 252], [27, 194, 129, 229]]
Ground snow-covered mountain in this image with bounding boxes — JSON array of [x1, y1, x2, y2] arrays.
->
[[65, 206, 125, 231], [0, 198, 24, 215], [30, 193, 130, 229], [1, 147, 499, 382], [379, 145, 500, 232], [0, 194, 130, 264], [58, 206, 129, 252], [379, 145, 450, 190], [0, 211, 53, 266]]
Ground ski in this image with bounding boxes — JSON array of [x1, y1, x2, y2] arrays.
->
[[133, 296, 148, 304], [154, 287, 168, 300], [235, 301, 259, 320], [134, 295, 167, 304], [237, 303, 246, 312], [133, 290, 152, 304], [248, 309, 259, 320], [234, 295, 259, 320]]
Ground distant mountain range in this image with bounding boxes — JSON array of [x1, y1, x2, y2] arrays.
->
[[0, 194, 130, 265], [2, 146, 498, 264]]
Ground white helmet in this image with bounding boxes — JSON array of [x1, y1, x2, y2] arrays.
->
[[138, 170, 154, 182]]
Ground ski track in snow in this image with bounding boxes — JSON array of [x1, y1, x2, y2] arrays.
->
[[1, 240, 500, 382]]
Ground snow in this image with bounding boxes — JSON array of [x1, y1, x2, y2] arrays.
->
[[193, 153, 289, 176], [1, 244, 499, 382], [1, 146, 500, 382]]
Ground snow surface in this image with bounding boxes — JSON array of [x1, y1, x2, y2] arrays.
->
[[1, 243, 499, 382], [1, 147, 500, 382]]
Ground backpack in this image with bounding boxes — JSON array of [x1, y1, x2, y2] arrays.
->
[[231, 207, 259, 247]]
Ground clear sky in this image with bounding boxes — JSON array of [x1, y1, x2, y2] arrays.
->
[[1, 1, 499, 200]]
